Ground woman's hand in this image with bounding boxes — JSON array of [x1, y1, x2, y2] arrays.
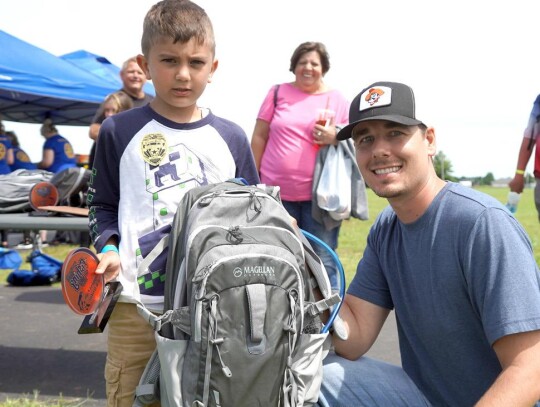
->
[[313, 124, 338, 146]]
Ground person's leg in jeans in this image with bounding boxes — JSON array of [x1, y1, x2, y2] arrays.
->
[[317, 353, 431, 407], [282, 200, 340, 290]]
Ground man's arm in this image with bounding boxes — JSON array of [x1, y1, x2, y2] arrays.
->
[[333, 294, 390, 360], [508, 137, 533, 193], [475, 330, 540, 406]]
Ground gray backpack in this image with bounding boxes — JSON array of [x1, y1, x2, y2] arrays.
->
[[134, 181, 342, 407], [0, 169, 53, 213]]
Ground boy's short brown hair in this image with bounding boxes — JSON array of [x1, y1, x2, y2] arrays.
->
[[141, 0, 215, 57]]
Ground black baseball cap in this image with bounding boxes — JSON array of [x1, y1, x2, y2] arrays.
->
[[337, 81, 423, 140]]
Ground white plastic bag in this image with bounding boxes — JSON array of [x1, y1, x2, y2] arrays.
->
[[316, 144, 352, 220]]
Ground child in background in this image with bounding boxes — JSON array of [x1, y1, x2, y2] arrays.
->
[[87, 91, 133, 168], [87, 1, 259, 405], [101, 91, 134, 120]]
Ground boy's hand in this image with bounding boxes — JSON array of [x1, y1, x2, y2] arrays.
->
[[96, 252, 121, 283]]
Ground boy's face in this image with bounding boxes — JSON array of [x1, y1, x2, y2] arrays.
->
[[352, 120, 436, 202], [138, 36, 218, 122]]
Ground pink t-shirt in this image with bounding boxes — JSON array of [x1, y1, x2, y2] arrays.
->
[[257, 83, 349, 201]]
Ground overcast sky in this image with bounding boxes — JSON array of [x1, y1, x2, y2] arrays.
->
[[3, 0, 539, 179]]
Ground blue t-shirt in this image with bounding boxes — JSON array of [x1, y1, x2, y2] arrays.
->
[[348, 182, 540, 406], [0, 134, 13, 174], [42, 134, 77, 173], [11, 147, 37, 171]]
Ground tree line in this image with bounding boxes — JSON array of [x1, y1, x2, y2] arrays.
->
[[433, 151, 534, 186]]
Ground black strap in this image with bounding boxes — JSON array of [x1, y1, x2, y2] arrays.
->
[[273, 84, 280, 108]]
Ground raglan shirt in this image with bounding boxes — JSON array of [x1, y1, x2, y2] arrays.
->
[[88, 105, 259, 311], [348, 182, 540, 406]]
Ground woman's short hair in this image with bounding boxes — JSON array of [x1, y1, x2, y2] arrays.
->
[[289, 41, 330, 75]]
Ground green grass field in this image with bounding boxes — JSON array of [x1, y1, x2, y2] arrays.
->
[[0, 185, 538, 406]]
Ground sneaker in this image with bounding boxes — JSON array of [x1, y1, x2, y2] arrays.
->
[[16, 242, 33, 250]]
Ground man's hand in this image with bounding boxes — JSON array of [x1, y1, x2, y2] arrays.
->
[[508, 175, 525, 194]]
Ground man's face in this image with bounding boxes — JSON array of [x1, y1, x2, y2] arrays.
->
[[352, 120, 436, 202], [120, 61, 146, 96]]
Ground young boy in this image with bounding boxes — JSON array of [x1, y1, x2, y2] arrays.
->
[[87, 1, 259, 405]]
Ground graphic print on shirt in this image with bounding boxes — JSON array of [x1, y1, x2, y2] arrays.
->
[[16, 150, 31, 163], [63, 142, 75, 159], [136, 133, 209, 297]]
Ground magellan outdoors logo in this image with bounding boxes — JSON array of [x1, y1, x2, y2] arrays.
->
[[233, 265, 276, 278]]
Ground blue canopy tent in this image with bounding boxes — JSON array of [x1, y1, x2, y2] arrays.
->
[[61, 50, 155, 97], [0, 30, 115, 126]]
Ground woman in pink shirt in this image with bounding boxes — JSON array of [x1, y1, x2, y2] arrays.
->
[[251, 41, 349, 287]]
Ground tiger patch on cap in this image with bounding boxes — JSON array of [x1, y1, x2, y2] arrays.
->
[[359, 86, 392, 111]]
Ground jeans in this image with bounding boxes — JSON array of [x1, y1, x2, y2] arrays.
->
[[316, 353, 431, 407], [282, 200, 340, 290]]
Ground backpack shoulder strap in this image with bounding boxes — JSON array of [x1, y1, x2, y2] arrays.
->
[[273, 84, 280, 108]]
